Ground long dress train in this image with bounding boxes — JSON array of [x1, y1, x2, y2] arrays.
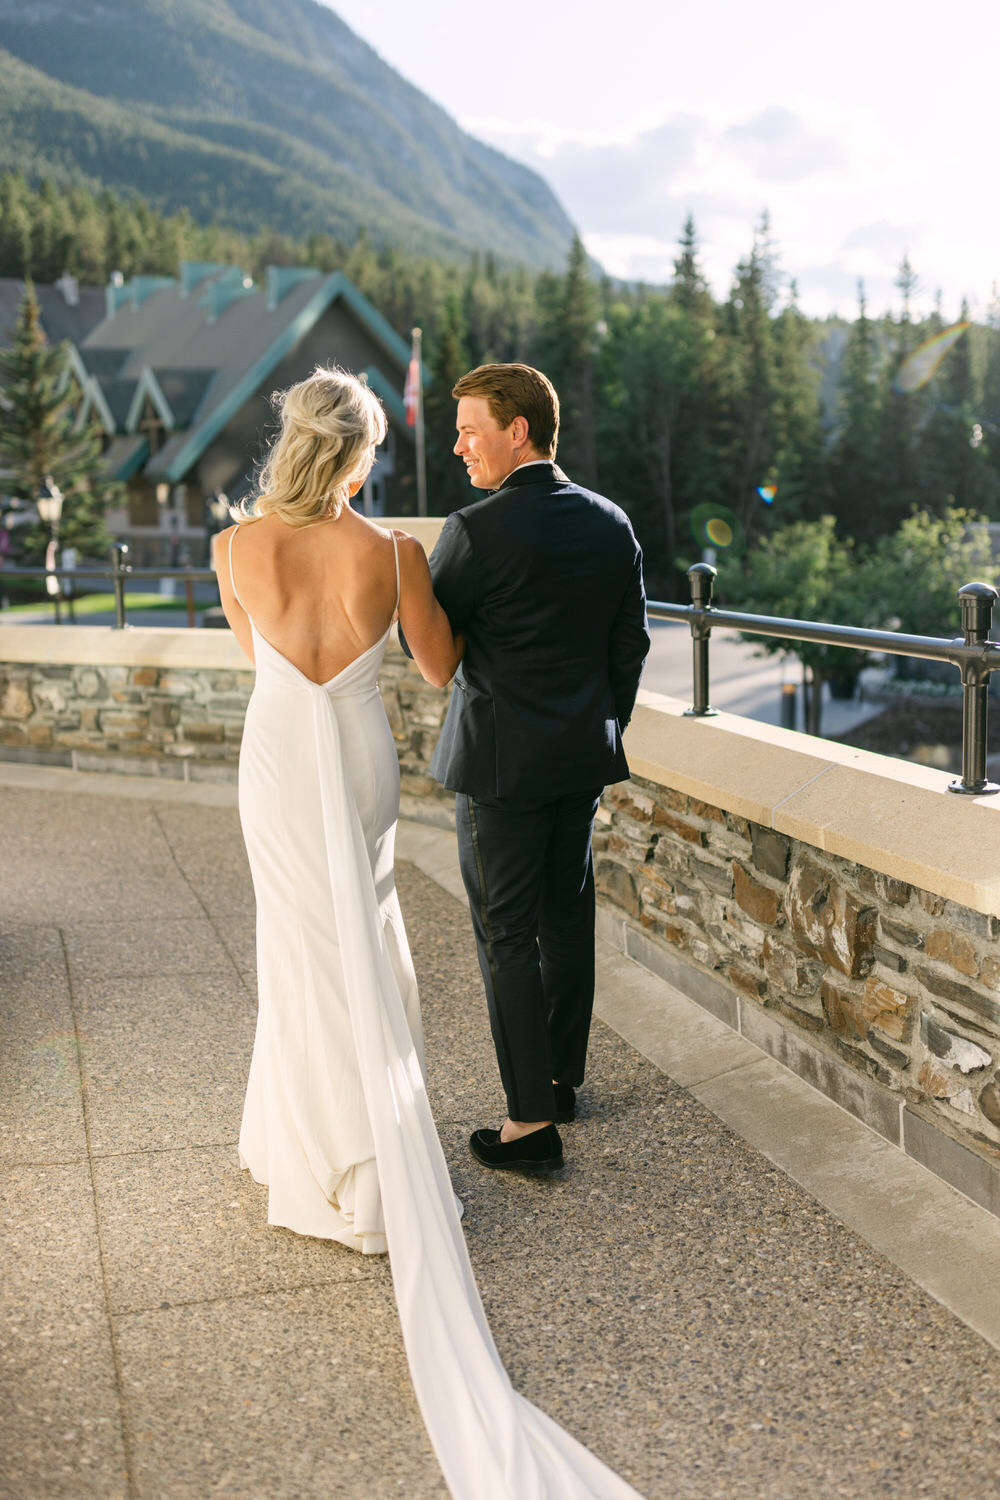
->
[[230, 528, 644, 1499]]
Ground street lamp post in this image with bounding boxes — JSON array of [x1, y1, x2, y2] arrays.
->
[[36, 476, 65, 624]]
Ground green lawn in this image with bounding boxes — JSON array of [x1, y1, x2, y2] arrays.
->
[[3, 592, 211, 617]]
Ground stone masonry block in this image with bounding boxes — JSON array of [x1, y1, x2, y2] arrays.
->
[[688, 796, 725, 825], [857, 868, 912, 906], [649, 784, 688, 815], [916, 889, 947, 917], [941, 901, 999, 943], [0, 679, 33, 719], [981, 957, 1000, 990], [132, 667, 158, 687], [980, 1077, 1000, 1129], [151, 701, 181, 729], [156, 674, 196, 697], [750, 824, 790, 881], [915, 966, 1000, 1029], [862, 977, 914, 1042], [872, 943, 906, 973], [922, 1016, 992, 1073], [597, 859, 639, 917], [925, 928, 979, 978], [688, 856, 732, 897], [918, 1059, 968, 1100], [821, 975, 867, 1039], [762, 936, 824, 997], [97, 710, 148, 739], [31, 681, 67, 714], [726, 963, 766, 999], [786, 856, 877, 978], [867, 1033, 908, 1070], [733, 863, 781, 926], [880, 916, 925, 951], [72, 667, 105, 699], [604, 783, 655, 823], [182, 720, 226, 744], [651, 807, 704, 845]]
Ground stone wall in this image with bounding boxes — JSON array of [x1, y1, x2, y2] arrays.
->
[[0, 628, 452, 802], [0, 653, 254, 777], [596, 775, 1000, 1160]]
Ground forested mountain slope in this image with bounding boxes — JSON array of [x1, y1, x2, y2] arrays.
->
[[0, 0, 575, 266]]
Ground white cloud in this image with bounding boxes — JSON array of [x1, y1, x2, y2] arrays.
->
[[722, 107, 847, 182]]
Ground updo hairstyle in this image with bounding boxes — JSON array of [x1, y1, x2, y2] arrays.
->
[[246, 366, 388, 527]]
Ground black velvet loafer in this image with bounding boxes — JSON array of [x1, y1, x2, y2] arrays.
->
[[552, 1083, 576, 1123], [469, 1123, 564, 1172]]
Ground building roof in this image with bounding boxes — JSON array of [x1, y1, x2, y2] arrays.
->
[[0, 277, 107, 349], [78, 263, 419, 483]]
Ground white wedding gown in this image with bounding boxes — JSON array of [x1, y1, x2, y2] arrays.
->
[[230, 528, 644, 1500]]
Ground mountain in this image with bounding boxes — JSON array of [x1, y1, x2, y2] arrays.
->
[[0, 0, 576, 267]]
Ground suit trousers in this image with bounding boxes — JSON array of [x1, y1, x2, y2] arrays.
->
[[455, 786, 602, 1123]]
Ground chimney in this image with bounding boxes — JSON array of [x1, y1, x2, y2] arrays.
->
[[55, 272, 79, 307]]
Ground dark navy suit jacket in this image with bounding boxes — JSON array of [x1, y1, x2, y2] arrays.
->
[[405, 462, 650, 802]]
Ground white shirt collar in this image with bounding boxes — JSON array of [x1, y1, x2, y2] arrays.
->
[[497, 458, 553, 488]]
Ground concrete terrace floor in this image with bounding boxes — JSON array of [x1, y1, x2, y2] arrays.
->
[[4, 767, 1000, 1500]]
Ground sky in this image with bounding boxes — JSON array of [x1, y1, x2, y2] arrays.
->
[[325, 0, 999, 322]]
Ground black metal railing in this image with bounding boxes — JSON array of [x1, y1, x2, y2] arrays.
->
[[1, 544, 218, 630], [649, 563, 1000, 797]]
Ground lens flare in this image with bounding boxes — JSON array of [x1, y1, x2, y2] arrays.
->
[[690, 503, 742, 556], [705, 517, 733, 547], [757, 484, 777, 504], [894, 322, 971, 393]]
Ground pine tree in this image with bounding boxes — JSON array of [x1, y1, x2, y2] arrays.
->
[[919, 298, 998, 516], [721, 213, 781, 543], [536, 234, 599, 487], [423, 293, 471, 515], [876, 253, 929, 530], [829, 282, 885, 539], [0, 285, 121, 563]]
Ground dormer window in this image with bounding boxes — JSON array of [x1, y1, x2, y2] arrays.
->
[[138, 396, 165, 455]]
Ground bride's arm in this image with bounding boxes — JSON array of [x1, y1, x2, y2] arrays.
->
[[213, 526, 255, 666], [395, 533, 464, 687]]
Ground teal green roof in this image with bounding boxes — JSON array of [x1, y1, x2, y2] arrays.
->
[[80, 267, 426, 484], [157, 271, 419, 482]]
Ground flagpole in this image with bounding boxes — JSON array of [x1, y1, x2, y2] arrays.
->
[[413, 326, 427, 517]]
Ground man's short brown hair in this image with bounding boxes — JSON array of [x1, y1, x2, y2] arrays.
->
[[451, 363, 560, 458]]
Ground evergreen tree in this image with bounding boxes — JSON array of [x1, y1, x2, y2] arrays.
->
[[671, 213, 712, 317], [720, 213, 781, 544], [423, 293, 471, 515], [0, 285, 121, 562], [919, 299, 998, 516], [876, 253, 929, 529], [537, 234, 599, 488], [0, 172, 32, 277], [829, 282, 885, 539]]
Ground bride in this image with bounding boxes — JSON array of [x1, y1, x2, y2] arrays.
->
[[215, 366, 643, 1500]]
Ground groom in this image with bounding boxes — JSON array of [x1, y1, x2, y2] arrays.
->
[[408, 363, 649, 1172]]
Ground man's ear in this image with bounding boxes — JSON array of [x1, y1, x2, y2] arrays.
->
[[509, 414, 530, 448]]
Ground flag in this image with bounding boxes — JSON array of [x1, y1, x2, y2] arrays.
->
[[404, 342, 421, 427]]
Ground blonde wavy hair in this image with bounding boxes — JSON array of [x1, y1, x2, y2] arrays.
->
[[240, 366, 388, 526]]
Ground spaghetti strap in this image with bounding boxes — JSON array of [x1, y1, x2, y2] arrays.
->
[[391, 530, 400, 613], [228, 527, 246, 612]]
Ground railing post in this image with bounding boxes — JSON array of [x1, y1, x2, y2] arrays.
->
[[949, 581, 1000, 795], [110, 543, 130, 630], [684, 562, 719, 718]]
